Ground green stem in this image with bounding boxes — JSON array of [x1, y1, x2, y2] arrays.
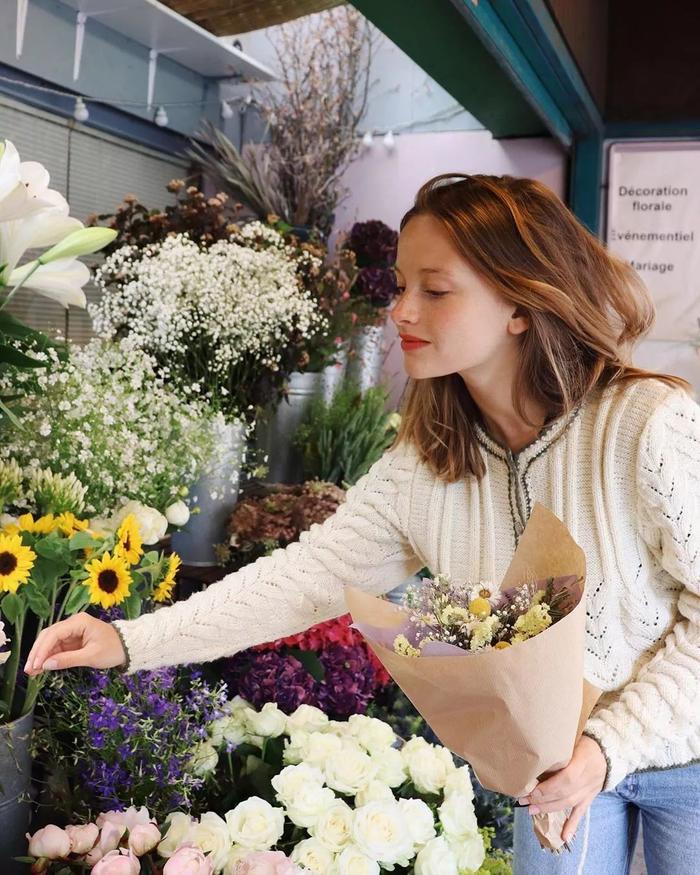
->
[[0, 261, 41, 312], [2, 611, 24, 720]]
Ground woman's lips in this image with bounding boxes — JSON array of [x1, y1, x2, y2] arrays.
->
[[400, 335, 430, 351]]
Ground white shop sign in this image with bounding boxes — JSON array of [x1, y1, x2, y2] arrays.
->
[[607, 142, 700, 342], [607, 141, 700, 390]]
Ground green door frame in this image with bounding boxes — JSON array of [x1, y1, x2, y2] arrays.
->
[[352, 0, 605, 233]]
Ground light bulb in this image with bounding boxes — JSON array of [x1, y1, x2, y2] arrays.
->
[[383, 130, 395, 150], [362, 130, 373, 148], [154, 105, 169, 127], [73, 97, 89, 122], [221, 100, 234, 119]]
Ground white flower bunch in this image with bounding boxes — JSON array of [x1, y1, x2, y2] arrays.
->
[[0, 339, 218, 517], [175, 699, 486, 874], [90, 223, 328, 420], [27, 467, 87, 515]]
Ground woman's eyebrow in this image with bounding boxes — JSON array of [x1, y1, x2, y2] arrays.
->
[[394, 267, 453, 277]]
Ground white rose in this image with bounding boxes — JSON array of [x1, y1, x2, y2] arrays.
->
[[397, 799, 436, 850], [347, 715, 396, 755], [26, 825, 71, 860], [242, 703, 287, 739], [111, 500, 167, 544], [127, 823, 161, 856], [324, 746, 378, 796], [290, 837, 335, 874], [165, 500, 190, 527], [283, 779, 336, 829], [438, 793, 479, 839], [334, 845, 380, 875], [414, 836, 458, 875], [351, 801, 413, 868], [286, 704, 330, 734], [447, 832, 486, 873], [301, 731, 345, 768], [443, 765, 475, 800], [283, 729, 311, 765], [190, 740, 219, 776], [222, 696, 253, 715], [310, 799, 354, 852], [370, 748, 407, 788], [209, 715, 247, 748], [157, 812, 195, 858], [403, 745, 454, 795], [354, 781, 395, 808], [225, 798, 285, 851], [189, 812, 233, 872], [271, 763, 325, 805], [327, 720, 353, 737]]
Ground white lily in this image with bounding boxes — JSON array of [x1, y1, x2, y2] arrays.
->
[[0, 141, 63, 223], [7, 257, 90, 308], [0, 199, 82, 284]]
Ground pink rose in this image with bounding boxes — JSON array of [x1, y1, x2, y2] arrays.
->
[[26, 824, 71, 860], [66, 822, 100, 855], [163, 843, 215, 875], [234, 851, 302, 875], [128, 822, 161, 855], [85, 822, 127, 866], [90, 848, 140, 875]]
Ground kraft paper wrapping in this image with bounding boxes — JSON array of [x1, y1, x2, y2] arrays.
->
[[345, 503, 601, 852]]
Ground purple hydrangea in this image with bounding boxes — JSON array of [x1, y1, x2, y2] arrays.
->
[[347, 220, 398, 268], [354, 266, 399, 308]]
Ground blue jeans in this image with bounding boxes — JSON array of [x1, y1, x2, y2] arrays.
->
[[513, 763, 700, 874]]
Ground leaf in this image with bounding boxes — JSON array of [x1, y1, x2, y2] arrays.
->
[[34, 536, 70, 563], [287, 647, 325, 682], [29, 556, 62, 594], [68, 531, 100, 551], [1, 593, 22, 624], [25, 587, 51, 620], [63, 584, 90, 616], [123, 591, 142, 620], [0, 344, 47, 368]]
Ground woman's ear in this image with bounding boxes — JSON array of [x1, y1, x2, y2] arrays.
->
[[508, 305, 530, 336]]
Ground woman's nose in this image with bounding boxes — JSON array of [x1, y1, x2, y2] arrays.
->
[[390, 290, 418, 325]]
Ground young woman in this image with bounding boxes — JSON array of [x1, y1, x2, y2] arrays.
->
[[25, 174, 700, 874]]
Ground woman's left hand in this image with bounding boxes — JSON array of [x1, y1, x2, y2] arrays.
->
[[518, 735, 608, 843]]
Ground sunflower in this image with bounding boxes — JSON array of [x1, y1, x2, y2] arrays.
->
[[11, 513, 58, 536], [153, 553, 181, 603], [114, 514, 143, 566], [55, 512, 90, 537], [84, 551, 132, 609], [0, 533, 36, 593]]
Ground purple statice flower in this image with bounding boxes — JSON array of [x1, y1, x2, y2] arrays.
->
[[347, 220, 398, 268], [316, 644, 378, 719], [354, 266, 399, 308]]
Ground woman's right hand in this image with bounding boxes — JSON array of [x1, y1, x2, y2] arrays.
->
[[23, 612, 128, 676]]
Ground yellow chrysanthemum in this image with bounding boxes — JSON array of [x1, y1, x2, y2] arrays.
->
[[55, 512, 90, 537], [153, 553, 181, 603], [84, 551, 132, 609], [114, 514, 143, 566], [468, 597, 492, 619], [513, 603, 552, 641], [0, 533, 36, 593]]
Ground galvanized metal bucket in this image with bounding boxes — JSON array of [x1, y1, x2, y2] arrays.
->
[[171, 418, 246, 566], [346, 323, 386, 393], [0, 709, 34, 874], [256, 371, 324, 485]]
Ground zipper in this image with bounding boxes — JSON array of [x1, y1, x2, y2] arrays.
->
[[506, 450, 528, 538]]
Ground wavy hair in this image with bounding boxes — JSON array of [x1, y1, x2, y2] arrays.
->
[[394, 173, 690, 481]]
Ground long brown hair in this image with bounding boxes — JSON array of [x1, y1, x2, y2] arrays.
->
[[394, 173, 690, 482]]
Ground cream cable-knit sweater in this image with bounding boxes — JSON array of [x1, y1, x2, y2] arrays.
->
[[113, 377, 700, 791]]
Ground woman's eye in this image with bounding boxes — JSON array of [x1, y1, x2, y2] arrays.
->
[[425, 290, 449, 298]]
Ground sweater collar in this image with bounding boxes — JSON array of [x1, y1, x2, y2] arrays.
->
[[473, 400, 585, 464]]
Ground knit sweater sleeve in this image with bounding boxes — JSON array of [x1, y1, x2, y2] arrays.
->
[[111, 446, 421, 674], [584, 387, 700, 789]]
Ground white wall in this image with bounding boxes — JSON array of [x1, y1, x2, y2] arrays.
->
[[333, 130, 568, 408]]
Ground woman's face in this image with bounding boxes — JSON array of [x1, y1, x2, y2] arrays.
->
[[391, 214, 527, 381]]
